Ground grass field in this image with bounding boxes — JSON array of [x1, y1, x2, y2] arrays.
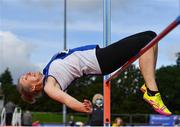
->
[[32, 112, 89, 124]]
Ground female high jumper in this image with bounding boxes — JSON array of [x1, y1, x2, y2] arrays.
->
[[17, 31, 171, 116]]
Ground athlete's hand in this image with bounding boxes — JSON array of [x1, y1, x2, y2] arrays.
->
[[83, 99, 93, 114]]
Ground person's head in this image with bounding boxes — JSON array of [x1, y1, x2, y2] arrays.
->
[[70, 115, 74, 121], [17, 72, 44, 104], [114, 117, 123, 126], [92, 93, 103, 107]]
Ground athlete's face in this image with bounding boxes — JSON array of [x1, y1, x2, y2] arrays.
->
[[19, 72, 43, 93]]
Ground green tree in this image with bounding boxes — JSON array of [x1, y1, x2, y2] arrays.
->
[[111, 64, 149, 114], [176, 52, 180, 66], [0, 68, 13, 85], [156, 65, 180, 114], [0, 68, 14, 103]]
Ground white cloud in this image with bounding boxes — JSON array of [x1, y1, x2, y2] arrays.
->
[[0, 31, 39, 83], [1, 19, 63, 31]]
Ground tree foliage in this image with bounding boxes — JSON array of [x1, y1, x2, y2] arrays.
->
[[176, 52, 180, 66], [156, 65, 180, 114], [0, 68, 14, 102], [111, 65, 150, 114], [0, 68, 13, 85]]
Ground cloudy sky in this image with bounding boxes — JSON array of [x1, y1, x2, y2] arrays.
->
[[0, 0, 180, 83]]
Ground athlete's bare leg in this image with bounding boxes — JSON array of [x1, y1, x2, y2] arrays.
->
[[139, 44, 158, 91]]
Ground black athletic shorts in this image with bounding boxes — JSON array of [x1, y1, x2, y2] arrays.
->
[[96, 31, 157, 75]]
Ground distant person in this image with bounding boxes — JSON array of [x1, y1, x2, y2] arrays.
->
[[22, 110, 32, 126], [5, 101, 15, 125], [88, 93, 103, 126], [17, 31, 171, 116], [112, 117, 124, 127], [68, 115, 75, 126]]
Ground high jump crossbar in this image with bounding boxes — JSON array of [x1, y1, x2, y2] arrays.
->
[[106, 15, 180, 83]]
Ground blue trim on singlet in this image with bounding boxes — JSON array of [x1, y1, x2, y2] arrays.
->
[[42, 45, 99, 87]]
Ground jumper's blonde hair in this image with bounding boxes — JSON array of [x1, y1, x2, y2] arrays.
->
[[17, 78, 36, 104]]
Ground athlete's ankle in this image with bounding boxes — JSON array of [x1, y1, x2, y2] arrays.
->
[[147, 88, 158, 96]]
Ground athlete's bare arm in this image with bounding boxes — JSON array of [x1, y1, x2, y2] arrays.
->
[[44, 77, 92, 114]]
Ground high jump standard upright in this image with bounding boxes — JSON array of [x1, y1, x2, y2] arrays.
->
[[103, 0, 111, 126]]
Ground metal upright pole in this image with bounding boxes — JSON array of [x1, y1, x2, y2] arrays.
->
[[179, 0, 180, 15], [103, 0, 111, 126], [63, 0, 67, 125], [64, 0, 67, 50]]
